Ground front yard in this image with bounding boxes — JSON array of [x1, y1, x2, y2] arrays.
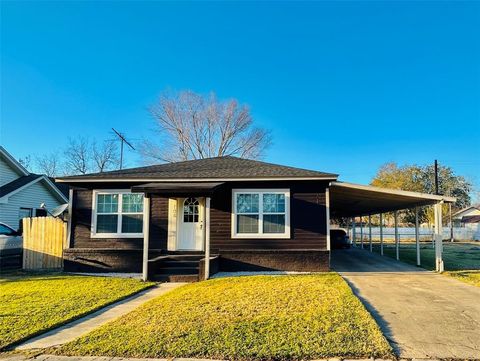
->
[[0, 273, 153, 350], [55, 274, 392, 360]]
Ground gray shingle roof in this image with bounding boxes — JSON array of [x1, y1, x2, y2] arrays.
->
[[57, 156, 337, 182], [0, 174, 42, 198]]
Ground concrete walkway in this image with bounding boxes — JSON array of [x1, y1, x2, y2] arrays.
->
[[15, 283, 186, 350], [331, 248, 480, 359]]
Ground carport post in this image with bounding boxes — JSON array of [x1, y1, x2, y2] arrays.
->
[[352, 218, 356, 247], [449, 203, 454, 242], [142, 195, 151, 282], [394, 211, 399, 260], [379, 213, 384, 256], [434, 202, 444, 272], [325, 187, 331, 258], [204, 197, 211, 280], [368, 214, 372, 252], [415, 206, 420, 266], [360, 216, 364, 249]]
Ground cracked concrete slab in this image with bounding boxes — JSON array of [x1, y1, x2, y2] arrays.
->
[[331, 248, 480, 359]]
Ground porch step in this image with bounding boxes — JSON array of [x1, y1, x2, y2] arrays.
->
[[150, 253, 205, 283], [158, 266, 199, 275], [162, 260, 199, 268], [165, 251, 204, 255], [152, 274, 199, 282]]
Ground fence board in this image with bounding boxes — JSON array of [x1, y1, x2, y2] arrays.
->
[[22, 217, 66, 270]]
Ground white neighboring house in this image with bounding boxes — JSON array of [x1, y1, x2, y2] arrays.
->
[[452, 206, 480, 241], [453, 206, 480, 226], [0, 146, 68, 230]]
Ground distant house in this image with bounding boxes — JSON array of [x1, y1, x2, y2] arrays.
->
[[0, 146, 68, 230], [452, 206, 480, 227]]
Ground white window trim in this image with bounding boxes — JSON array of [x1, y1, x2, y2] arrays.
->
[[91, 190, 145, 239], [231, 188, 290, 239]]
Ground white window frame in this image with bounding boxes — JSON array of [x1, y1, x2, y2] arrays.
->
[[91, 190, 145, 238], [231, 189, 290, 239]]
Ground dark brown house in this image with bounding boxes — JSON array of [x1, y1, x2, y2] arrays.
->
[[57, 156, 455, 280], [58, 156, 337, 281]]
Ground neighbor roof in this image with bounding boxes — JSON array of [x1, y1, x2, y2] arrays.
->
[[0, 174, 68, 203], [452, 206, 480, 217], [462, 215, 480, 223], [0, 174, 42, 198], [0, 146, 29, 177], [56, 156, 338, 182]]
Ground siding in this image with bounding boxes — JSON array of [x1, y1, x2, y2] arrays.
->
[[0, 156, 22, 187], [70, 190, 167, 249], [210, 181, 328, 251], [0, 179, 64, 228], [70, 180, 328, 252]]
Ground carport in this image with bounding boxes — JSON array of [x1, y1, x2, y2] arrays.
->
[[326, 182, 456, 272]]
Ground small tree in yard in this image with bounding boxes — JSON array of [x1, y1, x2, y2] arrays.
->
[[141, 90, 272, 163]]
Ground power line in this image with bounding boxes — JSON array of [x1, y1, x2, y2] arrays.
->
[[112, 128, 135, 170]]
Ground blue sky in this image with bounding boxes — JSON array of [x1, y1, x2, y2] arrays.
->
[[1, 1, 479, 195]]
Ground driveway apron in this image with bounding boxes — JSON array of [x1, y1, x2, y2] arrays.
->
[[331, 248, 480, 359]]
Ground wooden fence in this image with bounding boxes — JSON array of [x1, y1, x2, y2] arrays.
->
[[23, 217, 67, 270]]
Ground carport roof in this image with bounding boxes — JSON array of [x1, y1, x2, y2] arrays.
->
[[329, 181, 456, 218]]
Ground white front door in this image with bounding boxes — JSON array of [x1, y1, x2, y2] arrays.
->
[[177, 197, 204, 250]]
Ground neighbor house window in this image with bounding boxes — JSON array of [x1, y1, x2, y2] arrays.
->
[[19, 207, 33, 220], [232, 189, 290, 239], [92, 191, 144, 238]]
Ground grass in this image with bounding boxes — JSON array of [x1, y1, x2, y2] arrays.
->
[[54, 274, 392, 360], [445, 270, 480, 287], [369, 241, 480, 271], [0, 272, 153, 350]]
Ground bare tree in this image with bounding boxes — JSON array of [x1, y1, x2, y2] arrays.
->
[[36, 153, 61, 177], [141, 90, 271, 163], [92, 140, 119, 172], [64, 138, 91, 174], [18, 155, 32, 170]]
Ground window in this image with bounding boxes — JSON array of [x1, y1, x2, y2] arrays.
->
[[19, 208, 33, 220], [183, 198, 199, 223], [232, 189, 290, 238], [92, 191, 144, 238]]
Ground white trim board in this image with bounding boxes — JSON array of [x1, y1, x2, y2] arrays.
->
[[0, 146, 29, 176]]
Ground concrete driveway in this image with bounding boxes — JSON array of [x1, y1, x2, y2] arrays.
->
[[331, 248, 480, 359]]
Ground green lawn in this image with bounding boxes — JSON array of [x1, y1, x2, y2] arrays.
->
[[445, 270, 480, 287], [55, 274, 392, 360], [370, 241, 480, 271], [0, 273, 153, 350]]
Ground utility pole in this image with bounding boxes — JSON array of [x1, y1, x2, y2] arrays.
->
[[434, 159, 439, 195], [112, 128, 135, 170]]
